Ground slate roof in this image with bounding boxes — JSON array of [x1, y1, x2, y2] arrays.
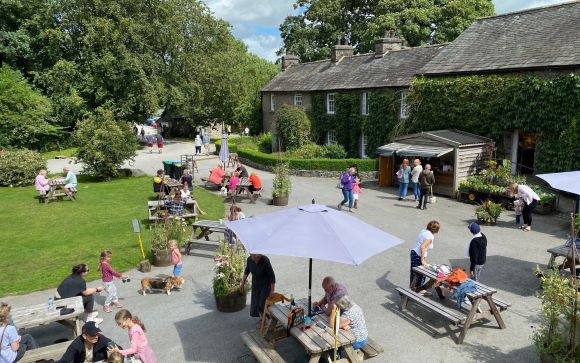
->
[[261, 45, 445, 92], [420, 1, 580, 75]]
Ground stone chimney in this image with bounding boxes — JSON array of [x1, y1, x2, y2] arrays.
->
[[374, 31, 404, 57], [331, 44, 354, 63], [281, 54, 300, 71]]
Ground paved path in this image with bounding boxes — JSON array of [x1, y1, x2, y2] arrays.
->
[[24, 140, 566, 362]]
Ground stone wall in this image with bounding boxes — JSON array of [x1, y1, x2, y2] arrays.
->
[[240, 157, 378, 180]]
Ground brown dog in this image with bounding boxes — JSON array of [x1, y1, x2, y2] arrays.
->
[[141, 276, 185, 296]]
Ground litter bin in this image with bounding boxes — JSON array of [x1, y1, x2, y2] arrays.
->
[[173, 162, 184, 180], [163, 161, 174, 179]]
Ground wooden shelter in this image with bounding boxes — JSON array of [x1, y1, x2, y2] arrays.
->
[[377, 130, 494, 197]]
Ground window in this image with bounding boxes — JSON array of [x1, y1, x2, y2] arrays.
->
[[326, 93, 336, 114], [361, 92, 369, 116], [326, 131, 337, 145], [294, 94, 303, 106], [400, 91, 409, 119], [360, 133, 368, 158], [270, 94, 275, 112]]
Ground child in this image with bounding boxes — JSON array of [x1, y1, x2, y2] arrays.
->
[[98, 250, 126, 313], [169, 240, 183, 278], [513, 198, 523, 226], [107, 351, 124, 363], [156, 134, 164, 154], [353, 176, 361, 209], [110, 309, 156, 363], [146, 134, 153, 153], [227, 171, 240, 192]]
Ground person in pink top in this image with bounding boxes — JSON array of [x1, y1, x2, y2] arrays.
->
[[209, 164, 225, 185], [110, 309, 156, 363], [352, 176, 361, 209], [169, 240, 183, 277], [227, 171, 240, 192], [97, 250, 126, 313], [35, 169, 50, 193]]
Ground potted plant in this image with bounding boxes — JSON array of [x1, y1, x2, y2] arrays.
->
[[213, 241, 249, 312], [475, 200, 504, 225], [151, 217, 189, 266], [272, 162, 291, 206], [533, 186, 557, 215]]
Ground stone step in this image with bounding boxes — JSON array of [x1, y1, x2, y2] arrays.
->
[[186, 248, 215, 259], [187, 239, 220, 251]]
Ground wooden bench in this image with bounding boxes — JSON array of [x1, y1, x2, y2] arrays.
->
[[241, 330, 286, 363], [396, 287, 465, 326], [20, 341, 70, 363], [201, 177, 222, 190]]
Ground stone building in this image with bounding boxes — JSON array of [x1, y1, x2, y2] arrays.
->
[[261, 36, 445, 157]]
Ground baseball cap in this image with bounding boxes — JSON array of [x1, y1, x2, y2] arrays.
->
[[468, 222, 481, 234], [82, 321, 101, 336]]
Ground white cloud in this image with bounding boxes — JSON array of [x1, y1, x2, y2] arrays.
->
[[243, 34, 281, 62], [493, 0, 569, 14], [206, 0, 295, 27]]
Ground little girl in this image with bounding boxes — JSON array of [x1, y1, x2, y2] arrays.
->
[[227, 172, 240, 192], [169, 240, 183, 277], [98, 250, 126, 313], [353, 176, 361, 209], [110, 309, 156, 363]]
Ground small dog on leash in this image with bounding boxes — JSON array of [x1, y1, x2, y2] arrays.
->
[[220, 187, 228, 197], [141, 276, 184, 296]]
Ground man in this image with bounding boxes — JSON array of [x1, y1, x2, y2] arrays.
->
[[466, 222, 487, 281], [313, 276, 348, 316], [57, 321, 115, 363], [417, 164, 435, 210], [153, 169, 170, 195], [236, 161, 248, 178], [59, 167, 77, 197], [203, 133, 211, 155], [35, 169, 50, 194]]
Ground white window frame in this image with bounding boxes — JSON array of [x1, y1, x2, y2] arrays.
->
[[326, 93, 336, 114], [400, 91, 409, 119], [294, 94, 303, 106], [326, 131, 337, 145], [360, 133, 368, 158], [361, 92, 369, 116], [270, 94, 275, 112]]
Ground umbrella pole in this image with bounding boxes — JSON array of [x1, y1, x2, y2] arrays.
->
[[308, 258, 312, 316]]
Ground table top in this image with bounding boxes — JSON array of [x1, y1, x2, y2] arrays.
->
[[11, 296, 84, 331], [268, 298, 356, 354], [49, 179, 66, 186], [548, 244, 580, 259], [237, 177, 251, 188], [192, 219, 227, 230], [164, 179, 182, 188], [413, 265, 496, 299], [148, 199, 197, 207]]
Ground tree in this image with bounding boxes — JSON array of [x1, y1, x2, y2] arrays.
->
[[73, 108, 138, 180], [279, 0, 494, 62], [275, 105, 311, 150], [0, 64, 60, 150]]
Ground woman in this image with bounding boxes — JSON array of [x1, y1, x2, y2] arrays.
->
[[410, 221, 440, 294], [338, 167, 355, 212], [180, 182, 191, 201], [34, 170, 50, 194], [240, 254, 276, 325], [397, 159, 411, 201], [179, 170, 193, 191], [248, 172, 262, 194], [335, 293, 368, 350], [209, 164, 225, 185], [57, 264, 104, 325], [194, 135, 202, 155], [510, 183, 540, 231], [0, 303, 38, 363]]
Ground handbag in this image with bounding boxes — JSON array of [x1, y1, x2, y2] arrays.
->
[[429, 186, 437, 203]]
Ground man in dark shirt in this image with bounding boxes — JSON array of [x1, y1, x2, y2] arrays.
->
[[467, 222, 487, 281], [236, 161, 249, 178], [240, 254, 275, 320], [57, 322, 116, 363]]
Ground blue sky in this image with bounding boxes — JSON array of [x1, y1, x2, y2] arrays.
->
[[204, 0, 569, 62]]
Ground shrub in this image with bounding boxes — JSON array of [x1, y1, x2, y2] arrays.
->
[[273, 162, 291, 197], [0, 149, 47, 186], [319, 144, 347, 159], [275, 105, 311, 150], [237, 147, 378, 171], [290, 143, 323, 159], [475, 200, 504, 224], [73, 108, 138, 180], [255, 132, 273, 153]]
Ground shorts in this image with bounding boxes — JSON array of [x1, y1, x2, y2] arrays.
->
[[353, 193, 359, 200], [147, 142, 153, 147], [157, 143, 164, 148], [65, 183, 77, 189], [173, 263, 183, 276]]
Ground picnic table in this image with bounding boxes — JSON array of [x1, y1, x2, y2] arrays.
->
[[243, 298, 383, 363], [547, 244, 580, 273], [396, 265, 510, 344], [11, 296, 84, 362], [227, 177, 260, 203], [147, 199, 198, 224], [190, 219, 228, 241], [41, 179, 77, 203]]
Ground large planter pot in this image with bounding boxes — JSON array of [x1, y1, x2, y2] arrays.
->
[[539, 352, 557, 363], [215, 290, 247, 312], [534, 203, 555, 215], [152, 249, 173, 267], [273, 195, 289, 206]]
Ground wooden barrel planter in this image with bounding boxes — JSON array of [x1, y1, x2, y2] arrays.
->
[[215, 290, 247, 312], [152, 249, 173, 267], [273, 196, 289, 206]]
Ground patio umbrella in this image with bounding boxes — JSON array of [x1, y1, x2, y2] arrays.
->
[[537, 171, 580, 213], [219, 133, 229, 167], [225, 203, 404, 315]]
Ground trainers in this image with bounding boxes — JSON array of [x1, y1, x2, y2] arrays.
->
[[89, 311, 99, 318], [418, 290, 432, 296], [112, 302, 124, 308], [104, 305, 113, 313], [337, 203, 342, 211], [93, 317, 104, 326]]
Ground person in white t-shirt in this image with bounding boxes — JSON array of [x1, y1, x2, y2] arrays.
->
[[510, 183, 540, 232], [410, 220, 441, 295], [410, 159, 423, 202]]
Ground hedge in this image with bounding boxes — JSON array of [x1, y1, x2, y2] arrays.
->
[[237, 147, 377, 171]]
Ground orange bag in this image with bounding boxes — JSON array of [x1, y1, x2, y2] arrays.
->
[[434, 267, 468, 286]]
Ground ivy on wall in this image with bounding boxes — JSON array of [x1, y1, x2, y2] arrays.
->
[[310, 91, 400, 158], [404, 75, 580, 172]]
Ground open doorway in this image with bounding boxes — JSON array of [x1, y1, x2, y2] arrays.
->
[[518, 131, 536, 174]]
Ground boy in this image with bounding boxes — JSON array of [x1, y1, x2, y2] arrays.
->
[[513, 198, 523, 226]]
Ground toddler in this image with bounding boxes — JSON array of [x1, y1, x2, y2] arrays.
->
[[169, 240, 183, 278], [353, 177, 361, 209], [513, 199, 523, 226], [98, 250, 126, 313]]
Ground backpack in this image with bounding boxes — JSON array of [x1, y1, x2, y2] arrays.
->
[[287, 307, 304, 336]]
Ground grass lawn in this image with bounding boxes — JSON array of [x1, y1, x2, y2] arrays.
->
[[42, 148, 77, 160], [0, 176, 224, 297]]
